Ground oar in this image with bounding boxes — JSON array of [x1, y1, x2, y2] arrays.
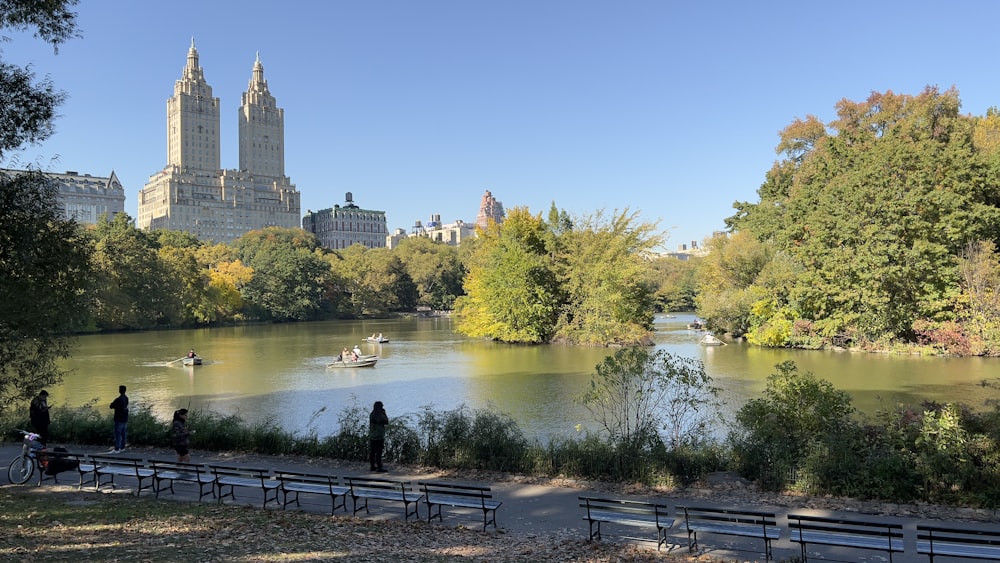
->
[[167, 357, 186, 365]]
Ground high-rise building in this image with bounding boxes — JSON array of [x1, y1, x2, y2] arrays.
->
[[476, 190, 504, 229], [303, 192, 388, 250], [2, 168, 126, 224], [137, 40, 300, 243]]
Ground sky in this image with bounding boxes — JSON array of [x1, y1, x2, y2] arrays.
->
[[4, 0, 1000, 251]]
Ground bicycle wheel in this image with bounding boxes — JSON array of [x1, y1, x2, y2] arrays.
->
[[7, 455, 35, 485]]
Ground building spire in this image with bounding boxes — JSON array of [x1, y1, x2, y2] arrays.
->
[[184, 37, 202, 81]]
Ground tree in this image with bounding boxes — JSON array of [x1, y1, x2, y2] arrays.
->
[[88, 213, 171, 329], [454, 207, 560, 343], [393, 237, 464, 310], [233, 227, 333, 321], [552, 208, 661, 346], [580, 347, 720, 449], [727, 87, 1000, 348], [329, 245, 417, 317], [0, 170, 91, 411], [0, 1, 84, 412]]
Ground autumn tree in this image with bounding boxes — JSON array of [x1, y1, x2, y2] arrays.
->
[[232, 227, 333, 321], [328, 245, 416, 317], [728, 87, 1000, 348]]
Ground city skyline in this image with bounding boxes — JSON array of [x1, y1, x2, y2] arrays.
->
[[5, 1, 1000, 249]]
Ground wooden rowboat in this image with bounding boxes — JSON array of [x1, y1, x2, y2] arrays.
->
[[327, 357, 378, 368]]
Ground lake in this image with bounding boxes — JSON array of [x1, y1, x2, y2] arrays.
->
[[51, 314, 1000, 441]]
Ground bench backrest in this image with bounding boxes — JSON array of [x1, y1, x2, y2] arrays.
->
[[277, 470, 338, 488], [918, 524, 1000, 548], [579, 495, 670, 518], [346, 476, 415, 496], [90, 454, 145, 470], [150, 459, 208, 476], [680, 506, 777, 527], [210, 464, 273, 482], [789, 514, 903, 542], [420, 481, 492, 500]]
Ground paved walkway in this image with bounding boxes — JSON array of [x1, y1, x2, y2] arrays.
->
[[2, 442, 996, 562]]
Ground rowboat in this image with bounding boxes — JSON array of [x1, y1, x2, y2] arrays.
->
[[364, 336, 389, 343], [327, 357, 378, 368], [182, 357, 202, 366], [699, 334, 725, 346]]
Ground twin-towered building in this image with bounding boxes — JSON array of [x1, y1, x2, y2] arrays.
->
[[137, 40, 301, 243], [36, 40, 496, 249]]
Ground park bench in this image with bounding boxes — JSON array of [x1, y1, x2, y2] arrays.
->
[[89, 454, 155, 495], [150, 459, 216, 500], [579, 495, 673, 550], [210, 464, 280, 508], [345, 476, 421, 521], [917, 523, 1000, 561], [788, 513, 904, 562], [679, 505, 780, 560], [35, 449, 85, 486], [277, 470, 350, 514], [419, 481, 502, 531]]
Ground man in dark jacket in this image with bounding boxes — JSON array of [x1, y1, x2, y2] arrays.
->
[[29, 390, 50, 445], [109, 385, 129, 453], [369, 401, 388, 472]]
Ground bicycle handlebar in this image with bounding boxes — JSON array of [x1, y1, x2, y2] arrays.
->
[[15, 429, 41, 441]]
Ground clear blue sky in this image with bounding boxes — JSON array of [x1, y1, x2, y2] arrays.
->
[[4, 0, 1000, 251]]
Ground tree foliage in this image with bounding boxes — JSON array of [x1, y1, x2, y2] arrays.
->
[[454, 208, 560, 343], [455, 206, 662, 345], [552, 209, 660, 346], [730, 361, 856, 489], [722, 87, 1000, 351], [0, 1, 84, 411], [0, 170, 90, 411], [232, 227, 333, 321], [393, 236, 464, 311], [327, 245, 416, 317]]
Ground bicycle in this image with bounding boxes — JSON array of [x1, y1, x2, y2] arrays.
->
[[7, 429, 45, 485]]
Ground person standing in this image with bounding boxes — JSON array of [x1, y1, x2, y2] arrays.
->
[[369, 401, 388, 472], [171, 408, 192, 462], [29, 390, 50, 445], [109, 385, 129, 453]]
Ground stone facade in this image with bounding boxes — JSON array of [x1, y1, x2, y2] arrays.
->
[[138, 40, 300, 243], [475, 190, 504, 229], [2, 168, 126, 224], [303, 192, 387, 250]]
